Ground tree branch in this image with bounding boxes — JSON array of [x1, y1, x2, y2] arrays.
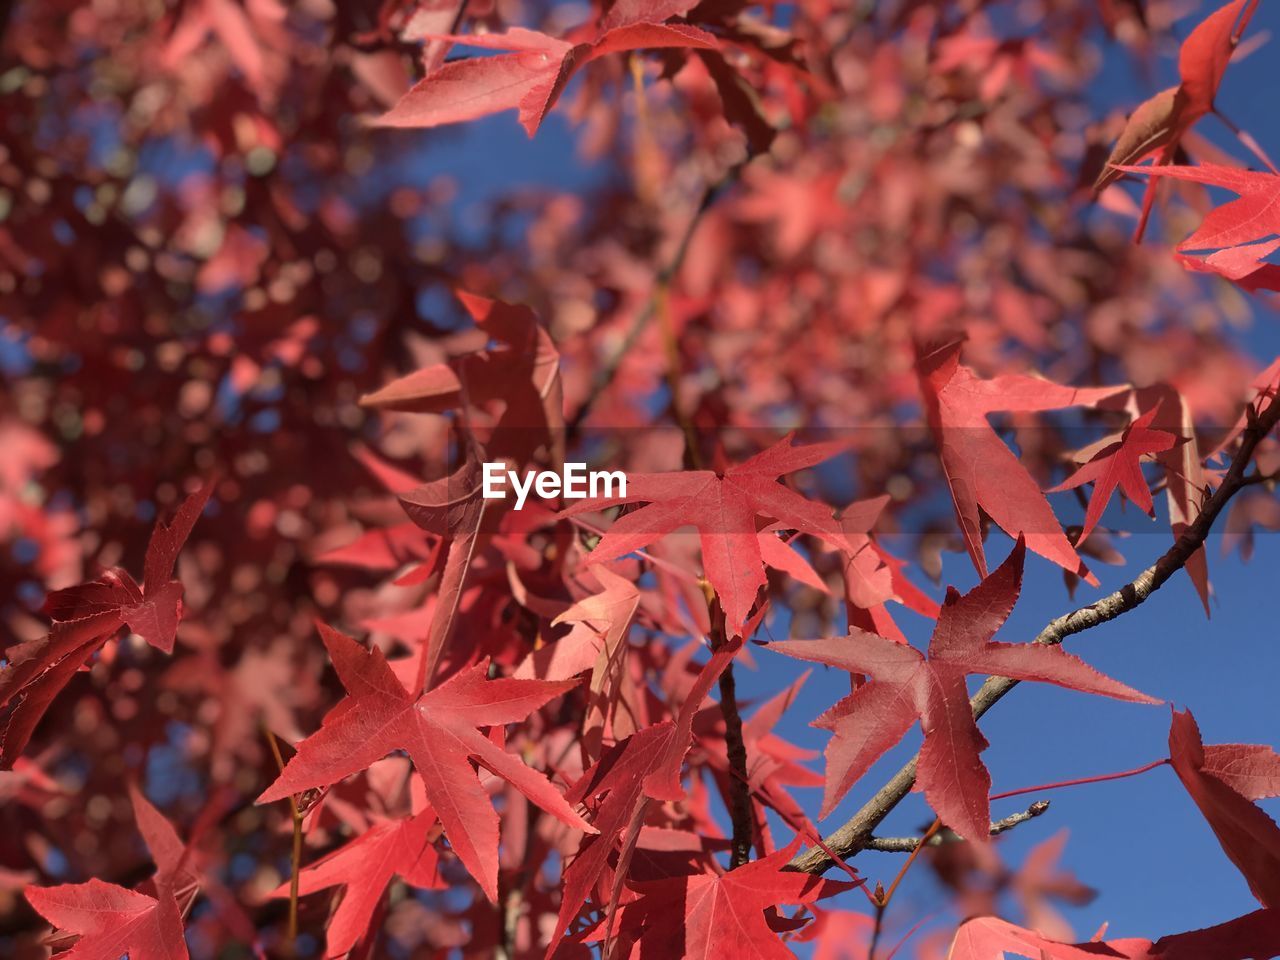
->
[[565, 165, 743, 442], [862, 800, 1050, 853], [788, 392, 1280, 875], [703, 592, 755, 870]]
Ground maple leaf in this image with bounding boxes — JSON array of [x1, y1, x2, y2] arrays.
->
[[550, 565, 642, 761], [161, 0, 284, 92], [610, 838, 856, 958], [830, 495, 939, 642], [393, 453, 488, 689], [769, 539, 1158, 838], [257, 624, 595, 901], [1049, 405, 1178, 543], [1168, 708, 1280, 909], [807, 910, 874, 960], [561, 434, 848, 636], [374, 17, 717, 136], [1133, 909, 1280, 960], [1177, 0, 1258, 117], [1124, 384, 1214, 613], [1176, 238, 1280, 293], [1009, 830, 1096, 942], [947, 917, 1113, 960], [1095, 0, 1258, 239], [25, 786, 193, 960], [948, 910, 1280, 960], [360, 294, 566, 688], [1209, 356, 1280, 461], [270, 805, 444, 957], [916, 341, 1124, 582], [1116, 165, 1280, 263], [0, 478, 215, 767], [359, 291, 564, 461], [549, 636, 743, 954]]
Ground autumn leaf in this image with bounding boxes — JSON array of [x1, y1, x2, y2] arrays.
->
[[770, 539, 1158, 838], [948, 910, 1280, 960], [1168, 708, 1280, 910], [270, 805, 444, 957], [551, 565, 642, 761], [374, 18, 717, 136], [692, 668, 824, 838], [257, 624, 595, 901], [561, 434, 848, 636], [394, 452, 488, 689], [358, 291, 564, 463], [1095, 0, 1259, 241], [0, 478, 215, 767], [917, 340, 1124, 583], [549, 636, 743, 955], [1049, 404, 1178, 543], [831, 495, 939, 642], [25, 786, 195, 960], [609, 838, 856, 958], [1116, 163, 1280, 289]]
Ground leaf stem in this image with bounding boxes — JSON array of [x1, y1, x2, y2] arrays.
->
[[868, 819, 941, 959], [263, 724, 304, 951], [988, 758, 1169, 802]]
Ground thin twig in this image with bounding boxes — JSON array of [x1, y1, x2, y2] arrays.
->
[[1241, 470, 1279, 487], [787, 392, 1280, 875], [868, 819, 942, 959], [565, 165, 744, 441], [1212, 108, 1279, 173], [633, 193, 756, 875], [862, 801, 1050, 853], [263, 724, 305, 951]]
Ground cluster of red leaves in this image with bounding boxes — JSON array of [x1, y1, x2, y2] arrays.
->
[[2, 0, 1280, 957]]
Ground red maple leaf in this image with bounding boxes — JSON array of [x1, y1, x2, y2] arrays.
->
[[1049, 404, 1178, 543], [608, 838, 856, 958], [831, 495, 939, 642], [949, 909, 1280, 960], [25, 786, 195, 960], [769, 539, 1158, 839], [1116, 164, 1280, 291], [359, 292, 563, 457], [561, 434, 848, 636], [1168, 707, 1280, 910], [549, 636, 743, 954], [916, 341, 1124, 583], [549, 565, 643, 761], [374, 17, 717, 136], [1096, 0, 1259, 239], [0, 478, 215, 767], [271, 804, 444, 957], [257, 624, 596, 901]]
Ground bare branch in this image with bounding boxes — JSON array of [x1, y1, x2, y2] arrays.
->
[[862, 800, 1051, 853], [703, 592, 755, 870], [565, 165, 745, 442], [788, 394, 1280, 875]]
